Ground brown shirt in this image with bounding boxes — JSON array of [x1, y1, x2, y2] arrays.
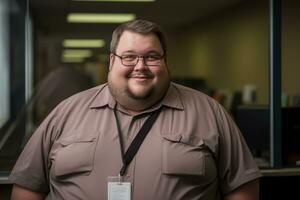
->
[[9, 83, 261, 200]]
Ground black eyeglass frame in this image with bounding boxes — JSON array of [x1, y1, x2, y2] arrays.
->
[[112, 53, 165, 67]]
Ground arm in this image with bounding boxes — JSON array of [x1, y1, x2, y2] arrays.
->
[[224, 179, 260, 200], [11, 184, 45, 200]]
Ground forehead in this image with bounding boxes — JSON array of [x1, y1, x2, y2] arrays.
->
[[116, 30, 163, 54]]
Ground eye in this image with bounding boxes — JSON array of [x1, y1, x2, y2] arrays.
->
[[121, 55, 137, 61], [145, 55, 161, 61]]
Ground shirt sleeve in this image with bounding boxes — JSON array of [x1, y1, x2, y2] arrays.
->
[[215, 103, 262, 195], [9, 106, 60, 193]]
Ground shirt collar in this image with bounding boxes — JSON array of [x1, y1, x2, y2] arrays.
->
[[89, 82, 184, 111], [160, 82, 184, 110], [89, 83, 116, 109]]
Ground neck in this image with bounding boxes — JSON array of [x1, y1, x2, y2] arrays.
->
[[111, 84, 170, 115], [117, 95, 161, 114]]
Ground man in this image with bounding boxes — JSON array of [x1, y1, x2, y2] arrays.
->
[[10, 19, 261, 200]]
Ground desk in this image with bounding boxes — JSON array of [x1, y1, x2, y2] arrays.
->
[[0, 176, 10, 184], [261, 167, 300, 177], [260, 168, 300, 199]]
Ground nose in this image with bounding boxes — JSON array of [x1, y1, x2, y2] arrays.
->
[[134, 57, 148, 70]]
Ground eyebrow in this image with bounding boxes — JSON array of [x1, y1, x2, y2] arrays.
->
[[121, 50, 162, 55]]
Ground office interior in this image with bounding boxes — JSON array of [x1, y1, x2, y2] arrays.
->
[[0, 0, 299, 199]]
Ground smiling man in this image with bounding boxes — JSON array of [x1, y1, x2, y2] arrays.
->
[[108, 27, 170, 113], [10, 19, 261, 200]]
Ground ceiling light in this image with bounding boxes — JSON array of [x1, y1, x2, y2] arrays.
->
[[67, 13, 135, 23], [72, 0, 155, 2], [63, 39, 105, 48], [63, 49, 93, 58]]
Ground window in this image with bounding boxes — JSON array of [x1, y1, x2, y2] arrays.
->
[[0, 0, 10, 128]]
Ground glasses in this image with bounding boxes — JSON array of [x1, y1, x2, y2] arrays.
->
[[112, 53, 164, 67]]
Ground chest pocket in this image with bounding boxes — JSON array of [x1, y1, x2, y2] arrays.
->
[[162, 134, 213, 176], [54, 134, 98, 177]]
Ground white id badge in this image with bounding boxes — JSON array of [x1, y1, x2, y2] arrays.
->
[[108, 176, 131, 200]]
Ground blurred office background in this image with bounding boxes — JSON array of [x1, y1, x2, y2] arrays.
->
[[0, 0, 299, 199]]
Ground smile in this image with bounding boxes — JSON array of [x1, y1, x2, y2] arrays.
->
[[132, 76, 150, 81], [130, 73, 153, 80]]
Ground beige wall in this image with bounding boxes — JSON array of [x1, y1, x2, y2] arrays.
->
[[168, 1, 270, 105], [168, 1, 300, 106]]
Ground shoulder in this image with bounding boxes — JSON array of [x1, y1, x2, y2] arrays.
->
[[51, 84, 106, 119], [170, 82, 233, 129], [59, 84, 105, 107], [171, 82, 220, 111]]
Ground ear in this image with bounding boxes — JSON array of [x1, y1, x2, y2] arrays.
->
[[109, 53, 115, 70]]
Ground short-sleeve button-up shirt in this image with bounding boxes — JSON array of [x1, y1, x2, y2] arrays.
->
[[9, 83, 261, 200]]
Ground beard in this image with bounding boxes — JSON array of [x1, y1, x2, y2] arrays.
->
[[108, 76, 154, 101], [125, 85, 154, 100], [108, 69, 156, 101], [107, 65, 170, 112]]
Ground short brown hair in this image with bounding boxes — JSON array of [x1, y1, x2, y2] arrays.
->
[[110, 19, 167, 55]]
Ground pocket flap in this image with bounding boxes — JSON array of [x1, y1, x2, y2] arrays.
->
[[163, 134, 204, 147], [59, 135, 97, 146], [180, 136, 204, 147], [162, 134, 182, 142]]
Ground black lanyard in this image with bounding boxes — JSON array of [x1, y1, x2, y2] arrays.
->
[[113, 105, 162, 176]]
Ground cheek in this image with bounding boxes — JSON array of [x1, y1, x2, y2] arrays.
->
[[152, 67, 169, 78], [111, 65, 132, 76]]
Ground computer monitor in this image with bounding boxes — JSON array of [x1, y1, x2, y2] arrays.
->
[[235, 105, 270, 158], [235, 105, 300, 167], [282, 107, 300, 167]]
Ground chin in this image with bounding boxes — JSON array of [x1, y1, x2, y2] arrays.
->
[[129, 83, 152, 92], [127, 87, 153, 100]]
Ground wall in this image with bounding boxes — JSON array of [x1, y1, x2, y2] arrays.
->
[[168, 0, 300, 106], [168, 1, 269, 105]]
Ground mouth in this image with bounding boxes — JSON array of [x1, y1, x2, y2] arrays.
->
[[132, 76, 149, 80], [129, 73, 153, 82]]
